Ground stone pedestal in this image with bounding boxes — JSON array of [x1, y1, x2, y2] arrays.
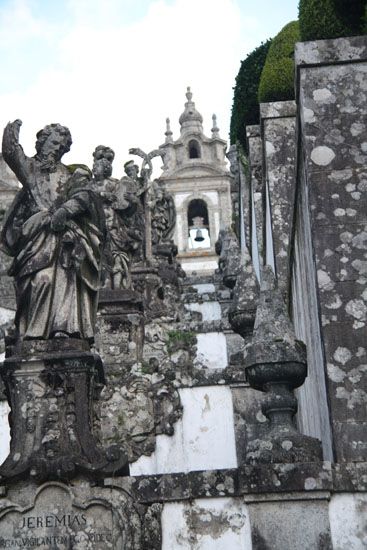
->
[[131, 264, 167, 320], [0, 340, 129, 482], [97, 288, 144, 366]]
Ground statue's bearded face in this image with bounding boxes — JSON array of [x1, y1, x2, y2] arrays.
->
[[36, 124, 72, 162]]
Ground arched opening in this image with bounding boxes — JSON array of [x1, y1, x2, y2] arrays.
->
[[188, 139, 201, 159], [187, 199, 211, 249]]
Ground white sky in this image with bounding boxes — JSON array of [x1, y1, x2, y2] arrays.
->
[[0, 0, 298, 177]]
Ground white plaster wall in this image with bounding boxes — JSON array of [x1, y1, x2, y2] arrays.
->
[[192, 284, 216, 294], [202, 191, 219, 206], [175, 192, 191, 208], [129, 386, 237, 475], [182, 259, 218, 273], [196, 332, 228, 369], [0, 307, 15, 325], [176, 213, 184, 251], [329, 493, 367, 549], [0, 401, 10, 465], [186, 302, 222, 322], [162, 498, 252, 550], [214, 211, 220, 239]]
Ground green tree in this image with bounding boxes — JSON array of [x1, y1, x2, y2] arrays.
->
[[299, 0, 366, 41], [230, 39, 272, 150], [258, 21, 300, 104]]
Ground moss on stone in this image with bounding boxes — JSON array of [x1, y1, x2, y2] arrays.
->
[[167, 330, 196, 355], [258, 21, 300, 104]]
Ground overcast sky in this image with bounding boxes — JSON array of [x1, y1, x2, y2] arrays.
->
[[0, 0, 298, 176]]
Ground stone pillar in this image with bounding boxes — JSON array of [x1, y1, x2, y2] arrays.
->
[[294, 35, 367, 462], [246, 125, 263, 269], [260, 101, 297, 292]]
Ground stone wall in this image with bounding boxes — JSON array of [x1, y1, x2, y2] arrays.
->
[[293, 35, 367, 462]]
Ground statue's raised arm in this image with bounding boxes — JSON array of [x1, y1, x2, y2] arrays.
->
[[2, 119, 30, 187]]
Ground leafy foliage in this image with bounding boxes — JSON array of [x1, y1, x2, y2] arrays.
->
[[258, 21, 300, 104], [298, 0, 366, 41], [229, 39, 272, 150]]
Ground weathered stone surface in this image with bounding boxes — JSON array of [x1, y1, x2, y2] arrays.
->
[[92, 145, 138, 290], [244, 266, 322, 464], [228, 246, 259, 343], [329, 493, 367, 550], [96, 289, 145, 365], [161, 498, 252, 550], [0, 344, 129, 482], [215, 227, 241, 289], [260, 100, 296, 294], [246, 125, 263, 266], [99, 362, 182, 464], [2, 121, 105, 343], [294, 35, 367, 462], [248, 494, 332, 550], [291, 157, 334, 462], [127, 461, 367, 503], [0, 479, 161, 549]]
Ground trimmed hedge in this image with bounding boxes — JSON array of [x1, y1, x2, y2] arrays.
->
[[230, 39, 272, 150], [258, 21, 300, 104], [299, 0, 366, 41]]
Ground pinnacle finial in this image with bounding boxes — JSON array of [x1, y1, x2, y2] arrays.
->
[[211, 113, 219, 137], [165, 117, 173, 143], [186, 86, 193, 102]]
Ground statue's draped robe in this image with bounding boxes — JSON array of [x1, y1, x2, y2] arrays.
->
[[1, 162, 105, 340]]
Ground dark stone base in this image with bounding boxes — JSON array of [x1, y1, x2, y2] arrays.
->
[[0, 344, 129, 483], [245, 429, 323, 465]]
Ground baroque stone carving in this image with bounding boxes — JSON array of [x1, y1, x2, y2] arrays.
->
[[99, 364, 182, 463], [0, 481, 162, 549], [0, 121, 129, 482], [150, 181, 176, 246], [215, 226, 241, 289], [92, 145, 142, 289], [228, 245, 259, 341], [0, 341, 129, 482], [1, 120, 105, 341]]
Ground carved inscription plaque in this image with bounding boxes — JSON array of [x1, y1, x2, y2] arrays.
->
[[0, 483, 124, 549]]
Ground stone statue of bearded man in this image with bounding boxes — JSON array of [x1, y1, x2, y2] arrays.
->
[[1, 120, 105, 343]]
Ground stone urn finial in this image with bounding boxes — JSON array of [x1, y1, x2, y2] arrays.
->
[[244, 265, 322, 464]]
